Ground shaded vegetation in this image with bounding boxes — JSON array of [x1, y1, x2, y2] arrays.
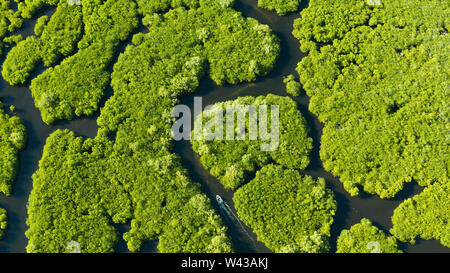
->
[[0, 208, 6, 239], [14, 0, 60, 18]]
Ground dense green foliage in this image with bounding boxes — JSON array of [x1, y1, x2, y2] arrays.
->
[[14, 0, 60, 18], [27, 130, 232, 253], [3, 0, 139, 124], [283, 74, 301, 96], [191, 95, 332, 252], [0, 208, 6, 239], [192, 94, 312, 189], [257, 0, 302, 15], [27, 130, 131, 253], [0, 101, 26, 196], [294, 0, 449, 198], [4, 0, 280, 124], [0, 0, 23, 55], [158, 194, 232, 253], [2, 36, 41, 85], [135, 0, 200, 15], [2, 1, 83, 85], [391, 182, 450, 248], [26, 0, 279, 253], [337, 218, 401, 253], [234, 165, 336, 253]]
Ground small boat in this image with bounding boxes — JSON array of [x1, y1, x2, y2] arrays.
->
[[216, 195, 224, 206]]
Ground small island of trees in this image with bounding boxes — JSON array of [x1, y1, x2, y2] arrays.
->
[[0, 0, 447, 254], [234, 165, 336, 253], [191, 94, 312, 189], [337, 218, 401, 253]]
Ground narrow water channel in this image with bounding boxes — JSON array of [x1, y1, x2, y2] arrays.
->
[[0, 0, 447, 253]]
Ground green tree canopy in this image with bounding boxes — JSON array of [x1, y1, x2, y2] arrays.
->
[[0, 101, 26, 196], [283, 74, 301, 96], [0, 0, 23, 56], [294, 0, 449, 198], [0, 208, 6, 239], [391, 182, 450, 248], [2, 1, 83, 85], [3, 0, 139, 124], [192, 94, 312, 189], [26, 0, 280, 253], [234, 165, 336, 253], [257, 0, 303, 15], [337, 218, 401, 253]]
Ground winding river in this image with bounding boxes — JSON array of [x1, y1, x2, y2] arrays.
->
[[0, 0, 447, 253]]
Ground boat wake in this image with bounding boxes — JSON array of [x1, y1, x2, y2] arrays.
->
[[216, 195, 257, 249]]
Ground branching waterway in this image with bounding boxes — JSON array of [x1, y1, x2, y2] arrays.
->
[[0, 0, 447, 253]]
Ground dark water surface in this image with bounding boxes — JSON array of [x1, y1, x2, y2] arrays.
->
[[0, 0, 448, 253]]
